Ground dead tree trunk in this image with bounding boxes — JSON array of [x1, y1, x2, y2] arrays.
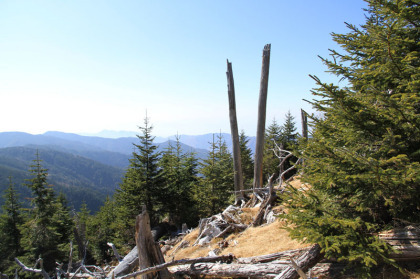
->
[[226, 59, 245, 204], [172, 244, 321, 279], [108, 246, 139, 278], [135, 209, 170, 279], [253, 44, 271, 191], [301, 109, 308, 140]]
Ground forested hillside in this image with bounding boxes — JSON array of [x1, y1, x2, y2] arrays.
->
[[0, 146, 124, 212], [0, 110, 299, 277], [0, 133, 210, 212]]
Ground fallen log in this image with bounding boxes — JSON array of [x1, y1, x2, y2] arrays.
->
[[378, 225, 420, 261], [117, 255, 233, 279], [107, 246, 139, 278], [172, 244, 321, 279], [237, 247, 311, 264]]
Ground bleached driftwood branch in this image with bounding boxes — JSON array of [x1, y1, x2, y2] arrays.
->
[[14, 258, 50, 279], [107, 242, 122, 262], [117, 255, 233, 279]]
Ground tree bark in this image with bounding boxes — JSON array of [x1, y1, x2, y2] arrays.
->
[[253, 44, 271, 191], [274, 244, 322, 279], [378, 226, 420, 261], [172, 244, 321, 279], [226, 59, 245, 203], [301, 109, 308, 140], [107, 246, 139, 278], [135, 210, 170, 279], [118, 255, 233, 279]]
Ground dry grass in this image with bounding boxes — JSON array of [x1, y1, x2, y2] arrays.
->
[[165, 201, 308, 261], [162, 178, 420, 278], [221, 219, 309, 258]]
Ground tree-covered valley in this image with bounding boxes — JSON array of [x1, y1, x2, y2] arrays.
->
[[0, 113, 298, 276]]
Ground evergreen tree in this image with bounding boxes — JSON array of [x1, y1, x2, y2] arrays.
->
[[114, 115, 163, 245], [0, 177, 24, 273], [198, 134, 234, 216], [279, 111, 298, 180], [21, 151, 72, 272], [263, 118, 282, 180], [73, 201, 94, 263], [285, 0, 420, 276], [159, 136, 199, 227], [52, 193, 74, 261], [280, 111, 298, 148], [90, 196, 118, 264], [239, 130, 254, 188]]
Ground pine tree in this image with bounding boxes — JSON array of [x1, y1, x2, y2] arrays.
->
[[159, 136, 199, 227], [0, 177, 24, 273], [52, 193, 74, 261], [279, 111, 298, 179], [239, 130, 254, 188], [90, 196, 118, 263], [280, 111, 298, 148], [263, 118, 282, 180], [73, 201, 93, 263], [285, 0, 420, 275], [114, 115, 163, 245], [21, 151, 72, 272], [198, 134, 234, 216]]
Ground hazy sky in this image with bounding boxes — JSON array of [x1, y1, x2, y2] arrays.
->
[[0, 0, 368, 137]]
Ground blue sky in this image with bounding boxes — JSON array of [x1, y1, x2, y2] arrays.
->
[[0, 0, 368, 137]]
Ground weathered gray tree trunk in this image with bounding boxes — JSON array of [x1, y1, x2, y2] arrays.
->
[[172, 244, 321, 279], [253, 44, 271, 191], [301, 109, 308, 140], [378, 226, 420, 260], [107, 246, 139, 278], [226, 59, 245, 203], [135, 210, 170, 279]]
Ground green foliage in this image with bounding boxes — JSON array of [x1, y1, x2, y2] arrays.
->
[[263, 118, 282, 179], [159, 136, 200, 227], [0, 146, 123, 212], [239, 130, 254, 188], [89, 196, 118, 263], [285, 0, 420, 276], [263, 113, 298, 181], [0, 177, 24, 274], [197, 134, 234, 216], [20, 151, 74, 272], [114, 116, 164, 245]]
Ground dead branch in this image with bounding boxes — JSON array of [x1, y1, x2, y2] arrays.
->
[[107, 242, 122, 262], [14, 258, 50, 279], [107, 246, 138, 278]]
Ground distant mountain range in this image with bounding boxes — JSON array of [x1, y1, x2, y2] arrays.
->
[[0, 131, 256, 212]]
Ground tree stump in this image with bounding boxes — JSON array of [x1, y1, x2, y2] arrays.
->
[[135, 210, 170, 279]]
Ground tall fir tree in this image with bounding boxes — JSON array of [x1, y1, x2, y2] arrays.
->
[[263, 118, 283, 180], [280, 110, 298, 148], [0, 177, 24, 273], [285, 0, 420, 276], [279, 111, 298, 179], [198, 134, 234, 216], [21, 151, 73, 272], [239, 130, 254, 189], [89, 196, 118, 263], [114, 115, 163, 245], [159, 136, 199, 227]]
